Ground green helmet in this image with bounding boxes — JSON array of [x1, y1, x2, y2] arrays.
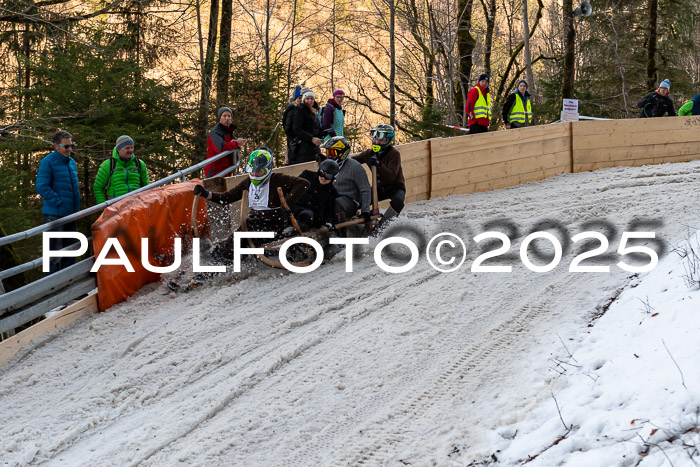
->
[[370, 124, 395, 153], [245, 148, 273, 186]]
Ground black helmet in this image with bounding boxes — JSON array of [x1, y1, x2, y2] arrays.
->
[[370, 124, 395, 153], [321, 136, 351, 163], [318, 159, 340, 180]]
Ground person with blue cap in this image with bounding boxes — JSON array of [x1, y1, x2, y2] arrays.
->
[[283, 85, 304, 164], [638, 79, 676, 118]]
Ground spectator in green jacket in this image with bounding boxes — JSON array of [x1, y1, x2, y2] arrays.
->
[[94, 135, 149, 204], [678, 94, 700, 116]]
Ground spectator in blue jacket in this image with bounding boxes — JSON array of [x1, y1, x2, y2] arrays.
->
[[36, 130, 82, 274]]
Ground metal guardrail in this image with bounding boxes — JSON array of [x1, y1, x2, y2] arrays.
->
[[0, 149, 238, 247], [0, 149, 238, 336]]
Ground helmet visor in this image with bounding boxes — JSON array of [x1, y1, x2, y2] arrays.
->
[[246, 154, 270, 173], [326, 148, 338, 159], [318, 169, 335, 181], [370, 129, 389, 140]]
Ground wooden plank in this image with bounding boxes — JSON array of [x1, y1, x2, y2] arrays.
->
[[431, 125, 568, 158], [576, 141, 700, 165], [397, 141, 430, 162], [431, 186, 457, 198], [574, 128, 700, 150], [431, 136, 569, 173], [402, 158, 430, 180], [405, 175, 430, 196], [571, 117, 687, 136], [573, 148, 608, 164], [431, 151, 570, 189], [654, 154, 700, 164], [0, 293, 98, 367]]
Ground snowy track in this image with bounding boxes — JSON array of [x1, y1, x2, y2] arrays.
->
[[2, 161, 700, 466]]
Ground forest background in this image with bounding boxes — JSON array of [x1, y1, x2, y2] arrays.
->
[[1, 0, 700, 277]]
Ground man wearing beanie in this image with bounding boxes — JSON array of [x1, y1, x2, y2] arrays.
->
[[638, 79, 676, 118], [321, 89, 346, 141], [283, 85, 304, 164], [205, 106, 248, 177], [465, 73, 492, 134], [93, 135, 149, 204]]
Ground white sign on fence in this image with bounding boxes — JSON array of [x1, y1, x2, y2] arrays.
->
[[561, 98, 580, 122]]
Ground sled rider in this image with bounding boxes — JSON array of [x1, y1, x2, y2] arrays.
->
[[353, 124, 405, 215], [193, 148, 309, 262]]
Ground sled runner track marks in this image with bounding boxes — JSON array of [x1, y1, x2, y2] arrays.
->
[[110, 269, 446, 466], [306, 272, 580, 467], [344, 304, 555, 466]]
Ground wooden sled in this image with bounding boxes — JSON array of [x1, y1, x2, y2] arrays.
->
[[191, 169, 392, 270]]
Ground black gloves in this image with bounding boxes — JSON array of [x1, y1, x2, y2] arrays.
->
[[369, 156, 381, 167], [361, 212, 371, 222], [193, 185, 210, 198]]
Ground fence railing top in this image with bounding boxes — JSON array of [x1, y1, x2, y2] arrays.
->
[[0, 150, 237, 248]]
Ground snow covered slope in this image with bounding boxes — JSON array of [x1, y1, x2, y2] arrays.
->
[[1, 161, 699, 466]]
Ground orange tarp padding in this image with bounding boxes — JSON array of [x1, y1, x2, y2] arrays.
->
[[91, 181, 210, 311]]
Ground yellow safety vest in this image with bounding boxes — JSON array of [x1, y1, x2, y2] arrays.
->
[[509, 93, 533, 125], [474, 86, 491, 121]]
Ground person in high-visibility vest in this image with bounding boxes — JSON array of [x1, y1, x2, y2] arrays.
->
[[502, 79, 533, 129], [465, 73, 491, 134]]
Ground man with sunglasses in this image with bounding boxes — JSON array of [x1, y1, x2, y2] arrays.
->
[[36, 130, 82, 274], [292, 159, 340, 230], [353, 124, 405, 215]]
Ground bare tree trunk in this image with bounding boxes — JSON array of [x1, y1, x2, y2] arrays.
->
[[456, 0, 475, 119], [561, 0, 575, 99], [265, 0, 271, 80], [331, 0, 336, 91], [607, 13, 629, 116], [522, 0, 535, 95], [645, 0, 658, 91], [481, 0, 497, 76], [287, 0, 297, 93], [195, 0, 220, 161], [216, 0, 232, 106], [389, 0, 396, 127]]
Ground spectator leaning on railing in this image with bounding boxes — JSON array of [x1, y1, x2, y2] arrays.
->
[[205, 107, 248, 177]]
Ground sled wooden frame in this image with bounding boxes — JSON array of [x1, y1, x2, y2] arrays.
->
[[239, 189, 317, 270], [191, 179, 384, 270], [191, 193, 201, 237]]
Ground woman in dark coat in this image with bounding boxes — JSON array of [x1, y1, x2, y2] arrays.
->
[[292, 90, 323, 164]]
